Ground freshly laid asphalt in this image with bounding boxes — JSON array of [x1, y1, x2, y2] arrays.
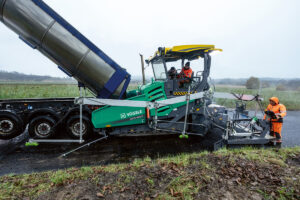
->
[[280, 111, 299, 147]]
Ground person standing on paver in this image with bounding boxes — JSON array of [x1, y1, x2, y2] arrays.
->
[[264, 97, 287, 146]]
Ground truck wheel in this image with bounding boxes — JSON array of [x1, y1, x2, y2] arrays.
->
[[28, 116, 56, 139], [0, 113, 24, 140], [66, 115, 92, 139]]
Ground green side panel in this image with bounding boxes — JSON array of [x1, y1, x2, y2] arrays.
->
[[139, 81, 167, 101], [92, 81, 167, 128], [92, 106, 146, 128]]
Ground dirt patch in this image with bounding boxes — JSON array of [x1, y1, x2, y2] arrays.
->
[[38, 181, 99, 200], [287, 154, 300, 167], [198, 155, 287, 199]]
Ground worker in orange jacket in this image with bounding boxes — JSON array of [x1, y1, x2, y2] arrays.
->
[[264, 97, 287, 145], [178, 62, 193, 87]]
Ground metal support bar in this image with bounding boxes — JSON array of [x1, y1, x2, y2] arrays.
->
[[154, 102, 158, 132], [182, 86, 190, 136], [231, 132, 260, 137], [140, 54, 146, 85], [79, 86, 83, 143], [61, 135, 108, 157], [75, 92, 205, 108], [225, 121, 230, 140], [28, 139, 84, 143]]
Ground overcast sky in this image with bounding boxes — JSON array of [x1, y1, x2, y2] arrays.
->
[[0, 0, 299, 79]]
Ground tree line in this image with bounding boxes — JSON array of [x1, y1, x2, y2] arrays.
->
[[0, 70, 75, 83], [245, 77, 300, 91]]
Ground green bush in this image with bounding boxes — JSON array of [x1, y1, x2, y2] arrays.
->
[[245, 77, 260, 89], [276, 84, 288, 91], [261, 82, 270, 88]]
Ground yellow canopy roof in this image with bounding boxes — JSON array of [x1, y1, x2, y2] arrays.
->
[[147, 44, 222, 63], [166, 45, 221, 53]]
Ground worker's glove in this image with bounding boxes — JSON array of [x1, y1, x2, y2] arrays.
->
[[264, 110, 273, 115], [265, 111, 276, 119]]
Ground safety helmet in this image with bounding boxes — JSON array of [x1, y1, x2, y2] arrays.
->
[[269, 97, 279, 105]]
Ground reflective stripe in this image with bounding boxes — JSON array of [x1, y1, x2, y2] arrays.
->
[[173, 91, 195, 96]]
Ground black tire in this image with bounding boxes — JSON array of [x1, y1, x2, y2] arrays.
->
[[66, 115, 92, 139], [28, 116, 56, 139], [0, 112, 24, 140]]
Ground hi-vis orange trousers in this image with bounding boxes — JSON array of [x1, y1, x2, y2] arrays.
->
[[270, 122, 283, 143]]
